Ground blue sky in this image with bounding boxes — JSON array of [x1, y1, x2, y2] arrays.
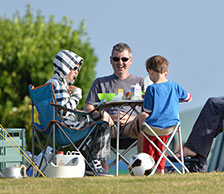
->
[[1, 0, 223, 111]]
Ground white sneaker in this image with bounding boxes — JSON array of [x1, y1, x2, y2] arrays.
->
[[85, 160, 114, 176]]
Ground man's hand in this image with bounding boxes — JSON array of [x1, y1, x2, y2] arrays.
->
[[89, 110, 102, 120], [111, 112, 136, 125]]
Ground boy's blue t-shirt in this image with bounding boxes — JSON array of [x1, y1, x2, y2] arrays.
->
[[143, 81, 189, 129]]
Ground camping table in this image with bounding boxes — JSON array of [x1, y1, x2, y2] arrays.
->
[[99, 99, 143, 176]]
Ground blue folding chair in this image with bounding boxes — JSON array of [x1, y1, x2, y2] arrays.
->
[[28, 82, 103, 176]]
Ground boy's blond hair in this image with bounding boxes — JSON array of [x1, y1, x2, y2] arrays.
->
[[145, 55, 169, 73]]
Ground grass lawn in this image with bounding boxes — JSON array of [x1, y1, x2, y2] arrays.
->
[[0, 172, 224, 194]]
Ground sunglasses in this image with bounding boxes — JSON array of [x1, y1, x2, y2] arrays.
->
[[112, 56, 130, 62], [73, 66, 80, 71]]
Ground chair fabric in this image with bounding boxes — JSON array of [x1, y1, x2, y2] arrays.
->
[[141, 121, 189, 175], [29, 83, 102, 176], [29, 83, 101, 145]]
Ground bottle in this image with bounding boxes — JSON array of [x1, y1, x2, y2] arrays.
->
[[144, 74, 153, 92], [131, 84, 142, 100], [56, 151, 65, 166], [113, 88, 124, 100], [116, 88, 124, 100]]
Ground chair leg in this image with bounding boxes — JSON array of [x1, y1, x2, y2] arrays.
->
[[31, 104, 35, 177], [178, 127, 185, 173], [141, 131, 181, 175], [109, 140, 137, 169], [109, 146, 131, 169], [141, 122, 189, 174], [57, 123, 100, 176], [78, 124, 98, 150]]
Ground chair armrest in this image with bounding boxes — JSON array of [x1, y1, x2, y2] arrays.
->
[[50, 99, 106, 121], [87, 99, 106, 120], [50, 103, 89, 115]]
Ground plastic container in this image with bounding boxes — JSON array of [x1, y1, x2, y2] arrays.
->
[[64, 151, 81, 164], [45, 151, 85, 178], [131, 84, 142, 100], [0, 128, 26, 171], [56, 151, 65, 166], [113, 89, 124, 101]]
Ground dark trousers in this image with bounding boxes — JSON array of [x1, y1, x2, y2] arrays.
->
[[184, 97, 224, 171]]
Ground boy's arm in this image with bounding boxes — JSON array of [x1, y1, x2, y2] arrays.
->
[[176, 83, 192, 103], [179, 92, 192, 103]]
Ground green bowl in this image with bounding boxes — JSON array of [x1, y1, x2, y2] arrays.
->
[[98, 93, 116, 101]]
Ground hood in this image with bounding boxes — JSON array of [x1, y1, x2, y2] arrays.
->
[[53, 50, 83, 82]]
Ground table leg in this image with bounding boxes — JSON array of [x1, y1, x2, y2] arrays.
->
[[116, 106, 121, 176]]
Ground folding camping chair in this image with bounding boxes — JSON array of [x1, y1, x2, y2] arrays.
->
[[140, 121, 189, 175], [28, 82, 104, 176], [109, 136, 137, 169], [103, 100, 142, 174]]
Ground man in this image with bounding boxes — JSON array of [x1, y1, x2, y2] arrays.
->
[[176, 97, 224, 172], [84, 43, 149, 171]]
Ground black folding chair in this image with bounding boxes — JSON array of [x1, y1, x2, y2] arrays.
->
[[103, 101, 142, 174]]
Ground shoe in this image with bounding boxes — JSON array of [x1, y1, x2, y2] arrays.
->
[[85, 160, 114, 177], [187, 155, 207, 173], [187, 162, 201, 173], [167, 154, 208, 173], [186, 161, 207, 173], [95, 167, 114, 177], [167, 155, 198, 163]]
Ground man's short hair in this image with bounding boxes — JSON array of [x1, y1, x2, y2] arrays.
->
[[145, 55, 169, 73], [111, 43, 132, 56]]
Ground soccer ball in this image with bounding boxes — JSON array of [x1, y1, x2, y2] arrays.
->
[[128, 153, 155, 176]]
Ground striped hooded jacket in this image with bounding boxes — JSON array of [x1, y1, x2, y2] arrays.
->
[[47, 50, 89, 129]]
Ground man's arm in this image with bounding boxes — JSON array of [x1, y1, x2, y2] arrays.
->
[[84, 103, 95, 112], [84, 103, 102, 120]]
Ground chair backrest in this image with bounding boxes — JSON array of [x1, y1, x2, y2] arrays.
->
[[29, 83, 62, 130], [29, 83, 99, 146]]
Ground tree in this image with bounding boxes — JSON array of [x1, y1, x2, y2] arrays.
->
[[0, 5, 98, 149]]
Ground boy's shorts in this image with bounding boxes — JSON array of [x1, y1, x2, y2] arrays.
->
[[143, 134, 171, 170]]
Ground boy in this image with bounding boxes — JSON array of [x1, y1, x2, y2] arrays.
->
[[143, 55, 192, 174], [47, 50, 112, 176]]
